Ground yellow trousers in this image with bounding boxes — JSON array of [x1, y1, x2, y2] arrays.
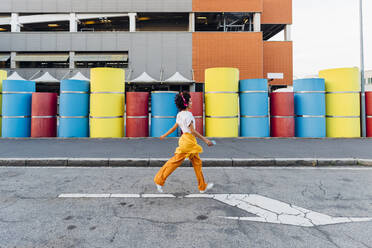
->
[[154, 153, 207, 191]]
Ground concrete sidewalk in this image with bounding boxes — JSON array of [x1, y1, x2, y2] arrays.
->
[[0, 138, 371, 167]]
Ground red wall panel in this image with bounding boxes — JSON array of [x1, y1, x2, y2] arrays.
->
[[192, 32, 264, 83], [263, 41, 293, 85], [193, 0, 263, 12], [262, 0, 292, 24]]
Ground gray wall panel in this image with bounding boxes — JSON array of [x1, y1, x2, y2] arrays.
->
[[0, 34, 11, 52], [56, 33, 71, 51], [101, 33, 118, 51], [26, 33, 41, 51], [41, 33, 57, 51], [71, 33, 86, 51], [11, 33, 27, 51], [0, 32, 193, 80], [0, 0, 192, 12]]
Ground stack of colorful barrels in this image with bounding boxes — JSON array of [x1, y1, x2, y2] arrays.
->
[[205, 68, 239, 137], [31, 93, 58, 137], [293, 78, 326, 137], [2, 80, 36, 137], [0, 70, 6, 136], [151, 91, 178, 137], [59, 79, 90, 137], [189, 92, 204, 135], [239, 79, 269, 137], [90, 68, 125, 138], [270, 88, 295, 137], [126, 92, 149, 137], [319, 68, 361, 137]]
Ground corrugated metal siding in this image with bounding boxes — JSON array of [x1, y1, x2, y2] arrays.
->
[[262, 0, 292, 24], [192, 32, 264, 83], [263, 41, 293, 85], [193, 0, 263, 12], [0, 0, 192, 12]]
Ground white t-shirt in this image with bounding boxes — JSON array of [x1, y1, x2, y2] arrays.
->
[[176, 111, 195, 134]]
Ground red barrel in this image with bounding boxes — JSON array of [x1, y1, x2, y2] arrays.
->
[[190, 92, 204, 135], [31, 93, 58, 137], [126, 92, 149, 137], [270, 92, 295, 137], [366, 91, 372, 137]]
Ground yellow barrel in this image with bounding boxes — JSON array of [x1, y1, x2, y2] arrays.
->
[[205, 68, 239, 137], [205, 68, 239, 92], [0, 70, 7, 137], [90, 94, 124, 117], [91, 68, 125, 93], [319, 67, 360, 137], [205, 93, 239, 117], [90, 118, 124, 138], [90, 68, 125, 138]]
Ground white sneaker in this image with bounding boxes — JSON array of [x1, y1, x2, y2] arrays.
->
[[156, 184, 164, 193], [199, 183, 214, 193]]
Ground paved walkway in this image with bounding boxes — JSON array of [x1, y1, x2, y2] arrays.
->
[[0, 138, 371, 166]]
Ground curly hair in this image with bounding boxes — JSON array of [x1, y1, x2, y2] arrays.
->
[[175, 91, 191, 111]]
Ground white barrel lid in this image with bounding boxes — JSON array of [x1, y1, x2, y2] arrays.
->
[[273, 86, 293, 92]]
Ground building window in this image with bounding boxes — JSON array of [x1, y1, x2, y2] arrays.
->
[[20, 14, 69, 32], [136, 13, 189, 31], [15, 53, 69, 68], [74, 52, 128, 68], [0, 25, 10, 32], [195, 13, 253, 32], [78, 16, 129, 32]]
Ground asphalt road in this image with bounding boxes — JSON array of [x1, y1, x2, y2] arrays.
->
[[0, 138, 372, 159], [1, 166, 372, 247]]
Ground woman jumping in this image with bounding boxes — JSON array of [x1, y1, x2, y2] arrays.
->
[[154, 91, 214, 193]]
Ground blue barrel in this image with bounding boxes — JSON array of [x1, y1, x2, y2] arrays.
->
[[59, 79, 90, 137], [294, 78, 326, 137], [2, 80, 35, 137], [239, 79, 269, 137], [151, 91, 178, 137]]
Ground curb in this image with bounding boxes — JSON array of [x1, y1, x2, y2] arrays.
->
[[0, 158, 371, 167]]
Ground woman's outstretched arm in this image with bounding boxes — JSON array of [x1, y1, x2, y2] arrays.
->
[[160, 123, 179, 140]]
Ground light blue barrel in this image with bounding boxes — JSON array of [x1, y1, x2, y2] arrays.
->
[[239, 79, 269, 137], [59, 79, 90, 137], [151, 91, 178, 137], [294, 78, 326, 137], [2, 80, 35, 137]]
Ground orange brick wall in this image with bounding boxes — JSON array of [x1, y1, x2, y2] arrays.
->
[[262, 0, 292, 24], [192, 33, 264, 83], [193, 0, 263, 12], [263, 41, 293, 85]]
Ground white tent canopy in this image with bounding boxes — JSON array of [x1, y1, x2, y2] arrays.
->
[[7, 71, 26, 81], [69, 71, 90, 81], [274, 86, 293, 92], [164, 72, 194, 83], [130, 72, 159, 83], [33, 72, 59, 83]]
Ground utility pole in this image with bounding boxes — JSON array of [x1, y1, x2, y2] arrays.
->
[[359, 0, 366, 137]]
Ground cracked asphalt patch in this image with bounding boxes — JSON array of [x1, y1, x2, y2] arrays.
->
[[0, 166, 371, 248]]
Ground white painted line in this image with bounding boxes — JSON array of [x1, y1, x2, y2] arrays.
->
[[57, 193, 372, 227], [110, 194, 140, 198], [141, 194, 176, 198], [58, 194, 110, 198]]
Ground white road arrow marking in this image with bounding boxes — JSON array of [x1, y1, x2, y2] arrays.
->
[[58, 193, 372, 227]]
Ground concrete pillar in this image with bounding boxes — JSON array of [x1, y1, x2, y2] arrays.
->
[[253, 13, 261, 32], [189, 13, 195, 32], [129, 13, 137, 32], [70, 13, 78, 32], [69, 51, 75, 69], [11, 13, 20, 32], [10, 52, 17, 68], [285, 24, 292, 41]]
